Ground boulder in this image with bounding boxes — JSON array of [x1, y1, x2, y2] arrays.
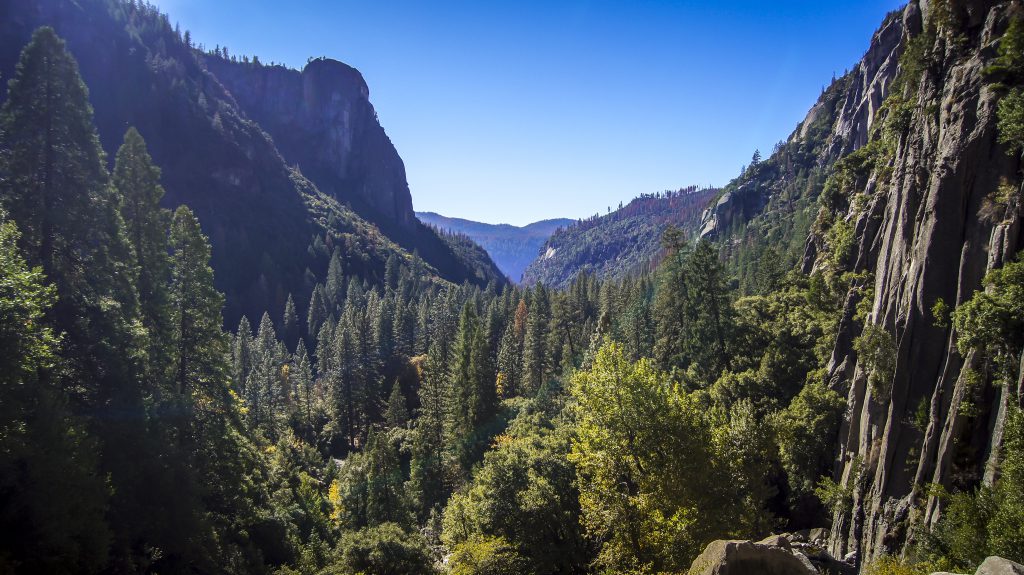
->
[[976, 557, 1024, 575], [688, 539, 818, 575]]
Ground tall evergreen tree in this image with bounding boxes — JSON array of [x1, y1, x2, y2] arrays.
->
[[522, 286, 551, 394], [307, 284, 328, 340], [113, 127, 172, 381], [232, 316, 254, 393], [282, 293, 299, 351], [0, 27, 148, 568], [165, 205, 264, 572], [0, 213, 110, 573]]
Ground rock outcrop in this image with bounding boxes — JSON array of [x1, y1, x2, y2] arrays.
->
[[799, 0, 1024, 566], [203, 56, 416, 231], [688, 538, 818, 575], [699, 8, 905, 241], [975, 557, 1024, 575], [0, 0, 507, 323], [931, 556, 1024, 575], [688, 534, 855, 575]]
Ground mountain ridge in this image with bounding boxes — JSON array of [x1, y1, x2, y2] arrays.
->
[[0, 0, 506, 326], [521, 186, 719, 288]]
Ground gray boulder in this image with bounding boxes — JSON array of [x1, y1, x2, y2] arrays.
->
[[688, 539, 818, 575], [976, 557, 1024, 575]]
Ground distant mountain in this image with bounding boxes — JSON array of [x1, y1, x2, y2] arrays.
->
[[417, 212, 573, 282], [0, 0, 506, 325], [520, 186, 718, 288]]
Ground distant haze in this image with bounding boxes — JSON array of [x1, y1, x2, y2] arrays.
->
[[417, 212, 573, 282]]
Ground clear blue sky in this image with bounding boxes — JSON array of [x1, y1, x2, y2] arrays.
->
[[152, 0, 905, 226]]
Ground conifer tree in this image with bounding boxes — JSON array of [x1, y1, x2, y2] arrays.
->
[[0, 28, 147, 567], [166, 206, 263, 571], [293, 339, 316, 440], [385, 382, 410, 429], [307, 284, 328, 339], [283, 293, 299, 350], [169, 206, 227, 399], [232, 316, 254, 393], [326, 249, 345, 308], [113, 127, 172, 381], [409, 348, 450, 519], [522, 286, 551, 394]]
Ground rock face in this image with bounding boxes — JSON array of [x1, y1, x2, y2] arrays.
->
[[688, 537, 823, 575], [203, 56, 416, 232], [695, 0, 1022, 567], [801, 0, 1024, 566], [699, 8, 905, 241], [0, 0, 507, 323]]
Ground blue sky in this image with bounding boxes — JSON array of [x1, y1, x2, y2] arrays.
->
[[152, 0, 905, 226]]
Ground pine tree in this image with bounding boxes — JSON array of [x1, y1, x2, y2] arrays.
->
[[169, 206, 228, 399], [113, 127, 172, 383], [166, 206, 263, 571], [393, 296, 416, 358], [293, 339, 316, 441], [522, 286, 551, 395], [684, 240, 733, 383], [331, 312, 357, 453], [447, 303, 480, 475], [282, 293, 299, 350], [0, 28, 148, 567], [325, 248, 345, 308], [409, 349, 449, 520], [415, 296, 432, 355], [0, 25, 142, 402], [385, 382, 410, 429], [653, 227, 692, 373], [232, 316, 254, 393], [307, 283, 328, 339]]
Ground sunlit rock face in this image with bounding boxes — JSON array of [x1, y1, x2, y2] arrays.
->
[[205, 56, 417, 231]]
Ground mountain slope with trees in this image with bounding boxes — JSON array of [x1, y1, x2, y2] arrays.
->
[[0, 0, 506, 328], [521, 186, 718, 288]]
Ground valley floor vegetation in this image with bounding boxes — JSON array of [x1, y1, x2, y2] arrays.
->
[[1, 17, 1023, 575]]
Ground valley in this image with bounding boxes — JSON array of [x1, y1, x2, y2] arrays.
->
[[0, 1, 1021, 575]]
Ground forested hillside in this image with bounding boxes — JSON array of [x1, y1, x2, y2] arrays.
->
[[416, 212, 573, 282], [0, 1, 1023, 575], [521, 186, 718, 288], [0, 0, 506, 327]]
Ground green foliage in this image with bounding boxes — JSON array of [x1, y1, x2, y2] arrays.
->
[[862, 555, 933, 575], [654, 239, 734, 384], [931, 297, 951, 328], [775, 380, 846, 500], [921, 409, 1024, 570], [997, 88, 1024, 154], [570, 342, 753, 573], [326, 523, 435, 575], [953, 257, 1024, 373], [448, 536, 531, 575], [442, 395, 587, 574], [0, 214, 111, 573], [854, 324, 898, 397]]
